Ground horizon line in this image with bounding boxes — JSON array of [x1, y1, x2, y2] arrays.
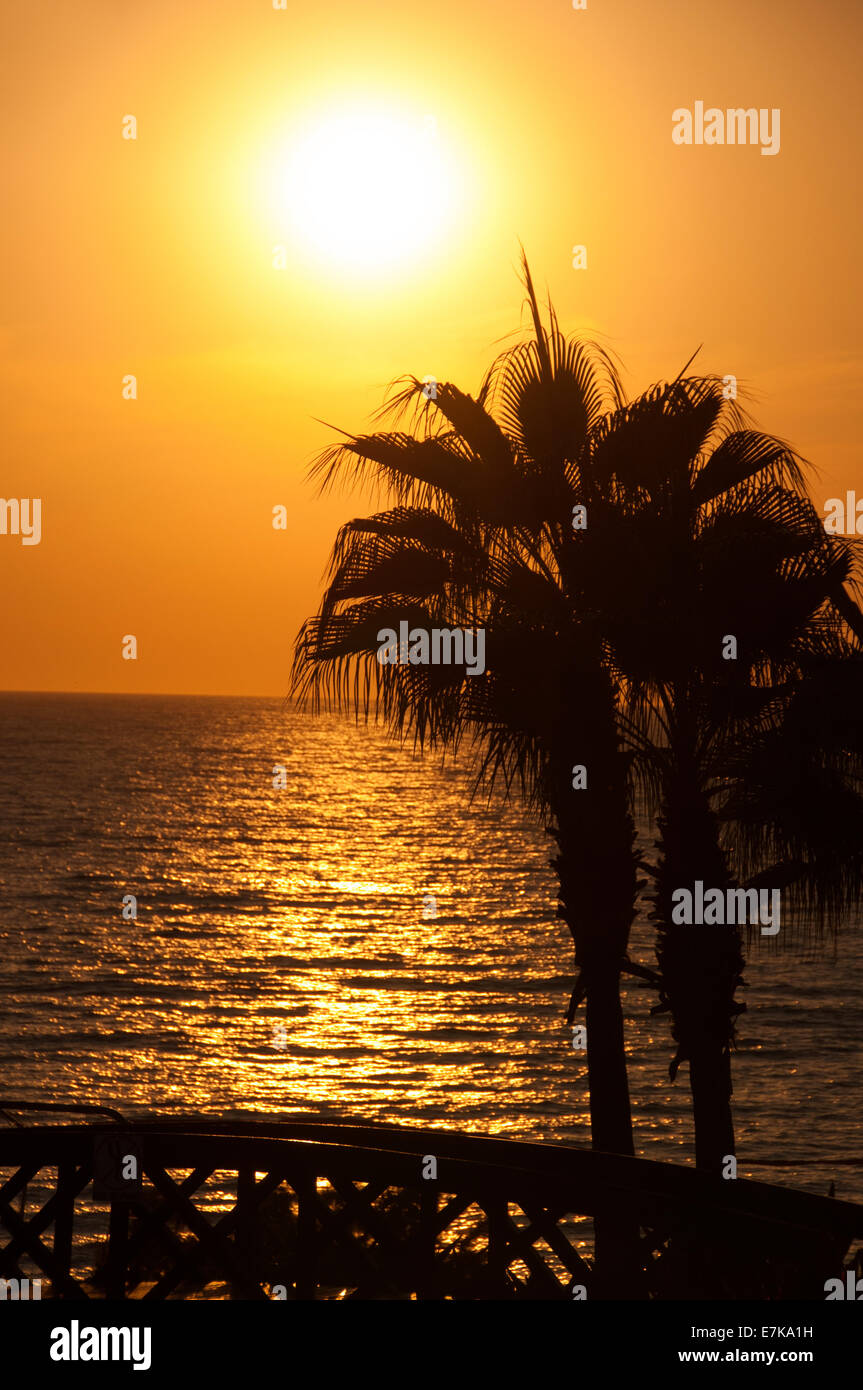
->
[[0, 688, 293, 700]]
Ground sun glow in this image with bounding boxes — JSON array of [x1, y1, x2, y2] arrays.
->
[[262, 101, 465, 277]]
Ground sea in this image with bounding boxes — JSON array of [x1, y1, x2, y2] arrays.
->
[[1, 693, 861, 1205]]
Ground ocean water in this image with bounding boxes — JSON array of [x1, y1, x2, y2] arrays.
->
[[1, 693, 861, 1205]]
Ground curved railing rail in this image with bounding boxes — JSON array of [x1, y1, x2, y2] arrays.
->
[[1, 1117, 861, 1300]]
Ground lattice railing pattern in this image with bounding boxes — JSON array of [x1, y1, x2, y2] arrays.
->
[[1, 1119, 860, 1300]]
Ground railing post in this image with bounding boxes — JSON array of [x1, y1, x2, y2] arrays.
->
[[53, 1161, 76, 1298], [295, 1172, 317, 1300], [236, 1166, 256, 1286], [486, 1195, 508, 1295], [106, 1199, 129, 1299], [416, 1186, 437, 1300]]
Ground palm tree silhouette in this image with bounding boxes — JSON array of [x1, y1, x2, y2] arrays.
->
[[293, 259, 640, 1166], [292, 257, 863, 1234], [595, 375, 863, 1171]]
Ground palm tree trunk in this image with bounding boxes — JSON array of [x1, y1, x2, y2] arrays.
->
[[659, 921, 742, 1176], [550, 785, 636, 1157], [689, 1044, 735, 1172], [548, 711, 642, 1293], [581, 954, 634, 1156], [581, 951, 644, 1296], [654, 780, 745, 1177]]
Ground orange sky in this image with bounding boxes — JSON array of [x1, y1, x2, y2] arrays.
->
[[2, 0, 861, 694]]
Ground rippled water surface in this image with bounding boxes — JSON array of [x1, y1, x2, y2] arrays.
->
[[1, 694, 860, 1203]]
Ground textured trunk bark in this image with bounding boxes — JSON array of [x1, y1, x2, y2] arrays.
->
[[583, 960, 633, 1158], [656, 911, 742, 1173], [654, 766, 745, 1176], [543, 648, 643, 1292], [583, 957, 642, 1298], [690, 1044, 735, 1174], [549, 736, 642, 1289]]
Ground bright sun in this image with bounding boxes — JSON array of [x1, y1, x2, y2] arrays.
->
[[264, 102, 463, 277]]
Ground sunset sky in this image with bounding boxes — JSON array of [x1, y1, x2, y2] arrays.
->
[[3, 0, 861, 695]]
